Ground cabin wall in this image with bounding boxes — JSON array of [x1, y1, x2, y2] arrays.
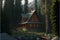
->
[[26, 23, 45, 32]]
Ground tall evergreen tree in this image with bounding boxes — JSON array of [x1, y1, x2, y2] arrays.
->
[[39, 0, 41, 14], [24, 0, 28, 14], [50, 0, 58, 36], [15, 0, 22, 26], [1, 0, 14, 34], [46, 0, 52, 33], [35, 0, 37, 10], [35, 0, 37, 12]]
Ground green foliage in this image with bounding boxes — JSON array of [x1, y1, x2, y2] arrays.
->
[[50, 0, 57, 36]]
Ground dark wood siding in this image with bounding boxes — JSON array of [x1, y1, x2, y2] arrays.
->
[[29, 13, 42, 22], [26, 23, 45, 32]]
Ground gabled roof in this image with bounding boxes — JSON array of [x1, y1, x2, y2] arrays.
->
[[19, 10, 43, 24], [21, 10, 35, 19]]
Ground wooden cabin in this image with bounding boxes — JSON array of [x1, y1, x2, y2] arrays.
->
[[17, 10, 45, 32]]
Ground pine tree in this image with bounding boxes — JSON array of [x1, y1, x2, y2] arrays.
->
[[39, 0, 41, 14], [1, 0, 14, 34], [15, 0, 22, 26], [24, 0, 28, 14], [35, 0, 37, 12], [50, 0, 58, 36]]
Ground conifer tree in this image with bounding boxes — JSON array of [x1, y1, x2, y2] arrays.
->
[[24, 0, 28, 14], [1, 0, 14, 34], [15, 0, 22, 26], [35, 0, 37, 12], [50, 0, 58, 36]]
